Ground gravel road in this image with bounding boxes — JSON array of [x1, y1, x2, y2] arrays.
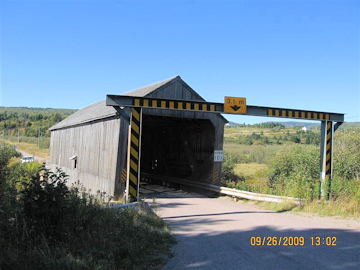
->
[[16, 149, 48, 164], [143, 184, 360, 270]]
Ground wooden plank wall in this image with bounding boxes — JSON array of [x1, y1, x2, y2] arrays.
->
[[114, 110, 130, 198], [211, 115, 225, 186], [49, 118, 121, 198]]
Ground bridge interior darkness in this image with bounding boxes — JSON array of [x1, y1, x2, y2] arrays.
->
[[140, 115, 215, 182]]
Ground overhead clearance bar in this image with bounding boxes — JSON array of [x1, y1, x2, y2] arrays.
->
[[107, 95, 344, 122], [106, 94, 345, 201]]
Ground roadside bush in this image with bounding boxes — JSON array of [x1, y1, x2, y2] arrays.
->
[[330, 176, 360, 201], [0, 166, 174, 270], [249, 146, 270, 164], [221, 152, 245, 185], [0, 142, 20, 183], [267, 145, 319, 198], [7, 158, 43, 191], [334, 128, 360, 180]]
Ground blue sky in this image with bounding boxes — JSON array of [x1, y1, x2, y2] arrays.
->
[[1, 0, 359, 124]]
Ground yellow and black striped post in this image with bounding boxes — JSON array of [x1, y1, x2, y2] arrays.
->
[[325, 121, 333, 179], [320, 121, 333, 199], [126, 107, 142, 201]]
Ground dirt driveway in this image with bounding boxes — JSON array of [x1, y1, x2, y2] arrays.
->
[[16, 149, 48, 164]]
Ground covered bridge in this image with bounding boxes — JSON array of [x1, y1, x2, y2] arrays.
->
[[49, 76, 227, 200]]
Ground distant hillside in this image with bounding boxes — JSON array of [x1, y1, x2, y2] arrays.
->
[[0, 107, 77, 137], [276, 121, 319, 128], [280, 121, 360, 130], [338, 122, 360, 130], [230, 120, 359, 130]]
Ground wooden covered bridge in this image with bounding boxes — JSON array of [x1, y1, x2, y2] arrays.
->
[[49, 76, 227, 200]]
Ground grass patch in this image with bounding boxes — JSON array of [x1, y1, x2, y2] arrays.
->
[[224, 127, 297, 136], [296, 199, 360, 218], [255, 199, 360, 218], [256, 200, 298, 213], [234, 163, 268, 178]]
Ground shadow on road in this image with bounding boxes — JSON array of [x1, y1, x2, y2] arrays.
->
[[164, 225, 360, 270]]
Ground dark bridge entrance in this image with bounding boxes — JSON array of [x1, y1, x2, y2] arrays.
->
[[141, 115, 215, 186]]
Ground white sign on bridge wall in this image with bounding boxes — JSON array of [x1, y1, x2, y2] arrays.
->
[[214, 150, 223, 162]]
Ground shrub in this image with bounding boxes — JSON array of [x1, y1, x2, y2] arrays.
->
[[0, 166, 174, 269], [267, 145, 319, 198], [221, 152, 245, 185], [334, 128, 360, 180]]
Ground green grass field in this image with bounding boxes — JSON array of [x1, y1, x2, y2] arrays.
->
[[223, 126, 360, 218], [234, 163, 268, 178]]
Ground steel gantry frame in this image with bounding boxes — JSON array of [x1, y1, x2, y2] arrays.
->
[[106, 95, 344, 201]]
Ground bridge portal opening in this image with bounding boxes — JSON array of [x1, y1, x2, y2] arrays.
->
[[140, 115, 215, 190]]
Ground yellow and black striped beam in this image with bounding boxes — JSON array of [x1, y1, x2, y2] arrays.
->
[[133, 97, 221, 112], [267, 108, 331, 121], [325, 121, 333, 178], [128, 107, 142, 199], [107, 95, 344, 122], [107, 95, 223, 113]]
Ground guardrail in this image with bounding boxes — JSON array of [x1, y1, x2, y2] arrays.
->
[[104, 201, 154, 213], [142, 173, 303, 205]]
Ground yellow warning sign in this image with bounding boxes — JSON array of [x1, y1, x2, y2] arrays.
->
[[224, 97, 247, 114]]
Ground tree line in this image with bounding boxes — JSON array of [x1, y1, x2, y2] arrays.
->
[[0, 107, 76, 138], [226, 129, 321, 146]]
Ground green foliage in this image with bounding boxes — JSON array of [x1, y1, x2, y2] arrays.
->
[[223, 144, 321, 199], [251, 122, 285, 129], [296, 130, 320, 145], [290, 134, 300, 143], [0, 107, 76, 138], [221, 152, 245, 185], [0, 153, 174, 269], [334, 128, 360, 180], [266, 145, 320, 198], [223, 127, 359, 212], [225, 128, 320, 147], [223, 123, 359, 216], [0, 143, 21, 191], [7, 158, 43, 191]]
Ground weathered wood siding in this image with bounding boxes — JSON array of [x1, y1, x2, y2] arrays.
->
[[114, 116, 130, 198], [210, 115, 224, 185], [49, 117, 121, 197]]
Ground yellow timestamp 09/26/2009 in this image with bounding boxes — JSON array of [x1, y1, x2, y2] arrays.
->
[[250, 236, 337, 246]]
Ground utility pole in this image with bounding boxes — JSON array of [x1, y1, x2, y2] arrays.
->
[[38, 126, 40, 149]]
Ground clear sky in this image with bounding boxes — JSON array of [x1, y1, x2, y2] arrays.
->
[[1, 0, 359, 124]]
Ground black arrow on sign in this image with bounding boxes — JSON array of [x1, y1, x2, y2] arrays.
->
[[230, 105, 241, 111]]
